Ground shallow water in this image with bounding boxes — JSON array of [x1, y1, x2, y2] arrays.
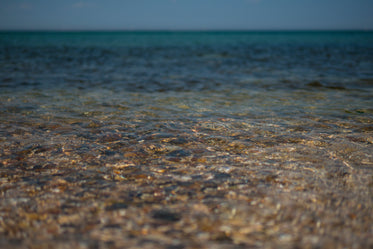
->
[[0, 31, 373, 248]]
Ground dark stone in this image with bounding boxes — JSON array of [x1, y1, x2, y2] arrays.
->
[[326, 85, 346, 90], [307, 81, 323, 87], [151, 209, 181, 222], [214, 172, 231, 179], [103, 224, 122, 229], [166, 150, 191, 157], [167, 244, 185, 249], [169, 137, 188, 145], [102, 150, 116, 156], [31, 165, 44, 170], [105, 202, 128, 211]]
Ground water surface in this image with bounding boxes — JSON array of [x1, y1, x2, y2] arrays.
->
[[0, 31, 372, 249]]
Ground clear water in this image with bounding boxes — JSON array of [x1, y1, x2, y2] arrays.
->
[[1, 31, 373, 140], [1, 30, 373, 180], [0, 31, 373, 248]]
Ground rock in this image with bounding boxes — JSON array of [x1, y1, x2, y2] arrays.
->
[[151, 209, 181, 222]]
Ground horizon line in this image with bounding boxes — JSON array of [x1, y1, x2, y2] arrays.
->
[[1, 28, 372, 32]]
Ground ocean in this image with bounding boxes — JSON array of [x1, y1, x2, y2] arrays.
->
[[1, 31, 373, 248]]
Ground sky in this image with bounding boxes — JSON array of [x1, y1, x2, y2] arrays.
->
[[0, 0, 372, 30]]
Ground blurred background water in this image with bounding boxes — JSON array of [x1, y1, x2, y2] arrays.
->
[[0, 31, 372, 149], [1, 31, 373, 92]]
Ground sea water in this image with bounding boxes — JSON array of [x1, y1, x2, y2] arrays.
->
[[0, 31, 373, 248], [1, 31, 372, 142]]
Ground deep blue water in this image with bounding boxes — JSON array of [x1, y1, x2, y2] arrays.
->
[[1, 31, 372, 92]]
